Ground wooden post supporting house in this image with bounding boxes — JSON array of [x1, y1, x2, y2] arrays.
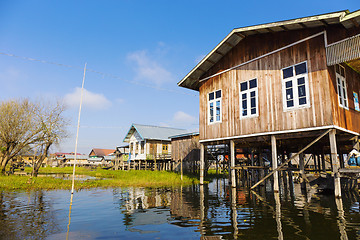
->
[[299, 153, 306, 189], [329, 129, 342, 198], [230, 140, 236, 188], [200, 143, 205, 185], [271, 135, 279, 193]]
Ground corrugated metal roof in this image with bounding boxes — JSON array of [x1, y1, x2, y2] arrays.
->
[[178, 9, 360, 91], [123, 124, 187, 142], [64, 154, 88, 160], [88, 157, 103, 161], [169, 131, 199, 139]]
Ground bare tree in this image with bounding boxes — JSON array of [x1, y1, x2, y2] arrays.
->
[[0, 99, 41, 173], [30, 100, 68, 177], [0, 99, 68, 175]]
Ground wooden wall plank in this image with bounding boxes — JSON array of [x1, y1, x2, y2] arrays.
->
[[199, 27, 360, 141]]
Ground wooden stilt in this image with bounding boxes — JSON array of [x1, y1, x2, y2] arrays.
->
[[200, 143, 205, 185], [271, 135, 279, 193], [230, 140, 236, 188], [299, 153, 306, 189], [259, 152, 265, 186], [251, 129, 331, 190], [329, 129, 342, 198]]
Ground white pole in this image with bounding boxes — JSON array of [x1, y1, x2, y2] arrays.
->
[[66, 63, 87, 240]]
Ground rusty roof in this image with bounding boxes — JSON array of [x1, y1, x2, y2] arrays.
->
[[90, 148, 115, 156]]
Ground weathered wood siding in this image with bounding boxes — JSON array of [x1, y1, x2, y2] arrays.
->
[[326, 26, 360, 134], [199, 27, 352, 141], [171, 135, 200, 162]]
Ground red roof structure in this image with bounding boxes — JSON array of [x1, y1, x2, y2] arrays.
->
[[89, 148, 115, 157]]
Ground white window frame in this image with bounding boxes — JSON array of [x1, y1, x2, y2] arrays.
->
[[335, 64, 349, 110], [208, 89, 222, 124], [239, 78, 259, 119], [281, 61, 311, 111]]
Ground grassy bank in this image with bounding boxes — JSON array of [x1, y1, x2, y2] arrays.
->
[[0, 167, 199, 190]]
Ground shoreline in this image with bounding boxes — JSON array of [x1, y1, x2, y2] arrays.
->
[[0, 167, 200, 190]]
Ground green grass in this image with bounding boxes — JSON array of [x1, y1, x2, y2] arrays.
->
[[0, 167, 199, 190]]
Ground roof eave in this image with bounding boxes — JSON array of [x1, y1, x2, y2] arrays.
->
[[123, 124, 144, 143], [178, 29, 244, 91], [178, 10, 352, 92]]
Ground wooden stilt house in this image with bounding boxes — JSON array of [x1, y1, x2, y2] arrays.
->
[[123, 124, 187, 165], [178, 10, 360, 197]]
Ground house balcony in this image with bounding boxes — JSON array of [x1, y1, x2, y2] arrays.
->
[[326, 34, 360, 72]]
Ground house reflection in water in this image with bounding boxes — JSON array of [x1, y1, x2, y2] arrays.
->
[[112, 179, 360, 239]]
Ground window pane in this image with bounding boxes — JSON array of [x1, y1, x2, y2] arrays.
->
[[251, 108, 256, 115], [285, 81, 292, 88], [283, 67, 293, 79], [297, 77, 305, 85], [339, 97, 343, 106], [240, 82, 248, 91], [286, 88, 293, 100], [295, 62, 307, 75], [242, 110, 247, 116], [209, 92, 214, 100], [336, 64, 340, 74], [287, 100, 294, 107], [343, 89, 346, 99], [338, 85, 342, 98], [340, 66, 345, 77], [299, 97, 307, 105], [210, 102, 213, 122], [242, 100, 247, 109], [298, 85, 306, 97], [249, 79, 257, 89], [242, 93, 247, 99], [250, 91, 255, 97], [216, 101, 221, 120], [251, 98, 256, 108], [216, 90, 221, 99]]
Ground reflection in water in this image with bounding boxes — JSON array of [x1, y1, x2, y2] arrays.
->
[[0, 191, 60, 240], [0, 178, 360, 239], [274, 192, 283, 240]]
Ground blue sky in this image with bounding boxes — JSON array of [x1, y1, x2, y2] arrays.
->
[[0, 0, 358, 154]]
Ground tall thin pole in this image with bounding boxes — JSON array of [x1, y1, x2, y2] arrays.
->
[[66, 63, 87, 240]]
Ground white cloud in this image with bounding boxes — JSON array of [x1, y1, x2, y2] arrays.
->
[[64, 87, 111, 110], [173, 111, 197, 124], [127, 50, 173, 86], [115, 98, 125, 104]]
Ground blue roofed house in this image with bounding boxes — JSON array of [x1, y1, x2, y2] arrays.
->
[[123, 124, 187, 162]]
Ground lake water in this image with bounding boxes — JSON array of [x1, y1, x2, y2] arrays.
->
[[0, 178, 360, 239]]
